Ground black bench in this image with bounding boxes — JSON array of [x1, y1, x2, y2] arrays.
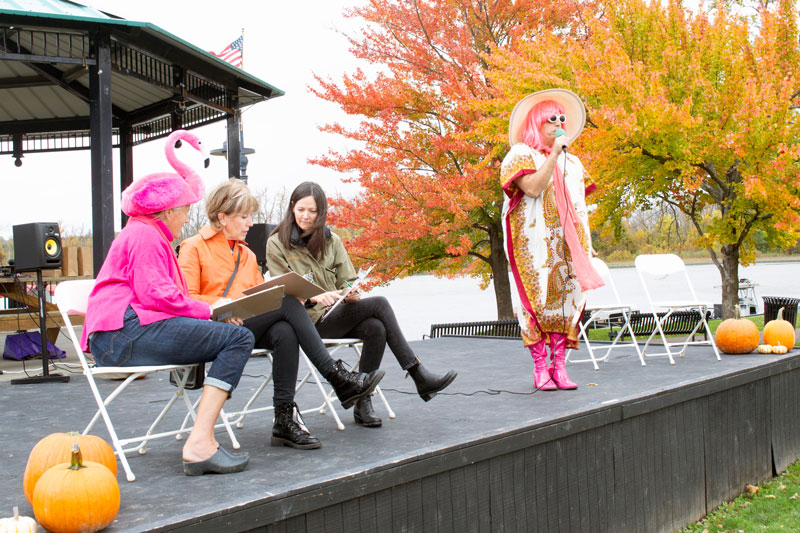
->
[[427, 320, 521, 339], [609, 310, 710, 341]]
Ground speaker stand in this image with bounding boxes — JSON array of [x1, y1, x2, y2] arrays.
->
[[11, 270, 70, 385]]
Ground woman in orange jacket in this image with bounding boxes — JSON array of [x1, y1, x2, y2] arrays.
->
[[179, 179, 384, 449]]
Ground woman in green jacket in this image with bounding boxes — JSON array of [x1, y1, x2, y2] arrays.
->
[[267, 182, 457, 428]]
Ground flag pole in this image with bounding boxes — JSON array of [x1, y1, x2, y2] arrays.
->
[[239, 28, 245, 69], [238, 28, 247, 181]]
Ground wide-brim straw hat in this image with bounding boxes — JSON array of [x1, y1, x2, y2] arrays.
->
[[508, 88, 586, 146]]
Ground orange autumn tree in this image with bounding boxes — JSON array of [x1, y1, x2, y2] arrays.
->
[[311, 0, 581, 319], [482, 0, 800, 318]]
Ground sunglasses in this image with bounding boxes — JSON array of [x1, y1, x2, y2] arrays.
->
[[547, 114, 567, 124]]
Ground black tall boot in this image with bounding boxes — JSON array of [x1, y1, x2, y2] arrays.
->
[[408, 360, 457, 402], [354, 395, 382, 427], [271, 402, 322, 450], [327, 360, 386, 409]]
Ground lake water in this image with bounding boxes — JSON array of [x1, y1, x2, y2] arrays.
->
[[369, 261, 800, 340]]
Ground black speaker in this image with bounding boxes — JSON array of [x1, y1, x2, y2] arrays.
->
[[245, 223, 276, 264], [12, 222, 63, 272]]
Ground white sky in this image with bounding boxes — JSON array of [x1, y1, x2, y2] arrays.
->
[[0, 0, 365, 238]]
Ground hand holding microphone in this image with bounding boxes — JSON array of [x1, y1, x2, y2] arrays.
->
[[555, 127, 569, 153]]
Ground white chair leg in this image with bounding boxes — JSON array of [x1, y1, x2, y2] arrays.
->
[[374, 386, 396, 419], [703, 316, 722, 360], [218, 407, 240, 450], [84, 377, 137, 482], [231, 374, 274, 429], [302, 354, 345, 431]]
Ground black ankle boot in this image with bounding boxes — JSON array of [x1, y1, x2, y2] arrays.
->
[[271, 402, 322, 450], [354, 395, 382, 427], [408, 361, 457, 402], [327, 360, 385, 409]]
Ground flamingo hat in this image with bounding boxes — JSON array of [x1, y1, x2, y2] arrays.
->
[[121, 129, 209, 216]]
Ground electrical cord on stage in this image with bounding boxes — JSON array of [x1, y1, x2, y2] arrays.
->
[[377, 386, 550, 397]]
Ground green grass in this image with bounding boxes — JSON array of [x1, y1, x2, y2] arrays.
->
[[681, 459, 800, 532], [587, 316, 766, 342]]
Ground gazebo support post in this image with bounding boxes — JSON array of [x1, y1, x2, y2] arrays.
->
[[119, 124, 134, 230], [89, 31, 114, 276], [225, 98, 242, 182]]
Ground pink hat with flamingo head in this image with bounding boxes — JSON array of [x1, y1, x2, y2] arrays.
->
[[121, 130, 208, 216]]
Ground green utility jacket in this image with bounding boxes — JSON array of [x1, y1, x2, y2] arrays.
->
[[266, 230, 357, 323]]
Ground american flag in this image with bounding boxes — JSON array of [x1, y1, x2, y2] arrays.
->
[[211, 36, 243, 68]]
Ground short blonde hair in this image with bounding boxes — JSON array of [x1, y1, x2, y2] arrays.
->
[[205, 179, 259, 230]]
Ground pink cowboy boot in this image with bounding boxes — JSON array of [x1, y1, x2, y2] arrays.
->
[[529, 340, 556, 390], [549, 334, 578, 390]]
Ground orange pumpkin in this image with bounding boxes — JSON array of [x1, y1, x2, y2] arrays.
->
[[32, 444, 120, 533], [763, 307, 795, 351], [23, 433, 116, 505], [715, 308, 759, 354]]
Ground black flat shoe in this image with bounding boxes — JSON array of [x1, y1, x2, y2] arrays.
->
[[216, 444, 248, 458], [183, 446, 249, 476]]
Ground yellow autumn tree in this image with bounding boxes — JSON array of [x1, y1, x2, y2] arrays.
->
[[480, 0, 800, 317]]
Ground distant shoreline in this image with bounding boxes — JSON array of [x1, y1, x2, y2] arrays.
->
[[606, 255, 800, 269]]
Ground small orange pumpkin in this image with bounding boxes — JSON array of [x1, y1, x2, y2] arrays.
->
[[23, 433, 116, 505], [715, 308, 759, 354], [32, 444, 120, 533], [763, 307, 795, 351], [757, 344, 773, 354]]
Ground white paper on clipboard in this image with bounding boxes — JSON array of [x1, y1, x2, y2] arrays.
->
[[319, 265, 374, 322]]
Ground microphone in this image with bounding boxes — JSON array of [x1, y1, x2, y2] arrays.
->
[[555, 128, 567, 152]]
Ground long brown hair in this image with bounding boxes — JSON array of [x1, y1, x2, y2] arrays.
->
[[275, 181, 329, 259]]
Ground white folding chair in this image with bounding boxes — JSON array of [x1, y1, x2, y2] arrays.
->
[[317, 338, 396, 421], [55, 279, 238, 482], [567, 258, 645, 369], [634, 254, 721, 364], [223, 347, 346, 431]]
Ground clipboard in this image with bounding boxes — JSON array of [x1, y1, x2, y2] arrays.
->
[[242, 271, 325, 300], [319, 265, 374, 322], [212, 285, 285, 321]]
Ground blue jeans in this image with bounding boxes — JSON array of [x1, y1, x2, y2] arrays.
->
[[89, 307, 254, 393]]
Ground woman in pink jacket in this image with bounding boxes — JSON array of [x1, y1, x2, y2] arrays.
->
[[80, 131, 253, 476]]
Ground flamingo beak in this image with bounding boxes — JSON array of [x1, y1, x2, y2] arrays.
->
[[204, 158, 210, 168]]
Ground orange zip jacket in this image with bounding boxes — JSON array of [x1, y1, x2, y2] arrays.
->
[[178, 225, 264, 305]]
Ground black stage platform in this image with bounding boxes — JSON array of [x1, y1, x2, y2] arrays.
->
[[3, 337, 800, 532]]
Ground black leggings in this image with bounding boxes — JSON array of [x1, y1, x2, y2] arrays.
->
[[314, 296, 417, 373], [243, 296, 336, 406]]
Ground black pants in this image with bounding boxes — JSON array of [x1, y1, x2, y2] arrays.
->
[[314, 296, 417, 373], [243, 296, 336, 406]]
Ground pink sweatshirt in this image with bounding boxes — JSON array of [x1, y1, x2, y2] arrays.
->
[[80, 217, 211, 351]]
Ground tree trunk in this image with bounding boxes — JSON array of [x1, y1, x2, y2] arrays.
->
[[717, 244, 740, 319], [488, 219, 514, 320]]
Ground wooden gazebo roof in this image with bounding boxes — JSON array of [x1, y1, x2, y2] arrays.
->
[[0, 0, 284, 272]]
